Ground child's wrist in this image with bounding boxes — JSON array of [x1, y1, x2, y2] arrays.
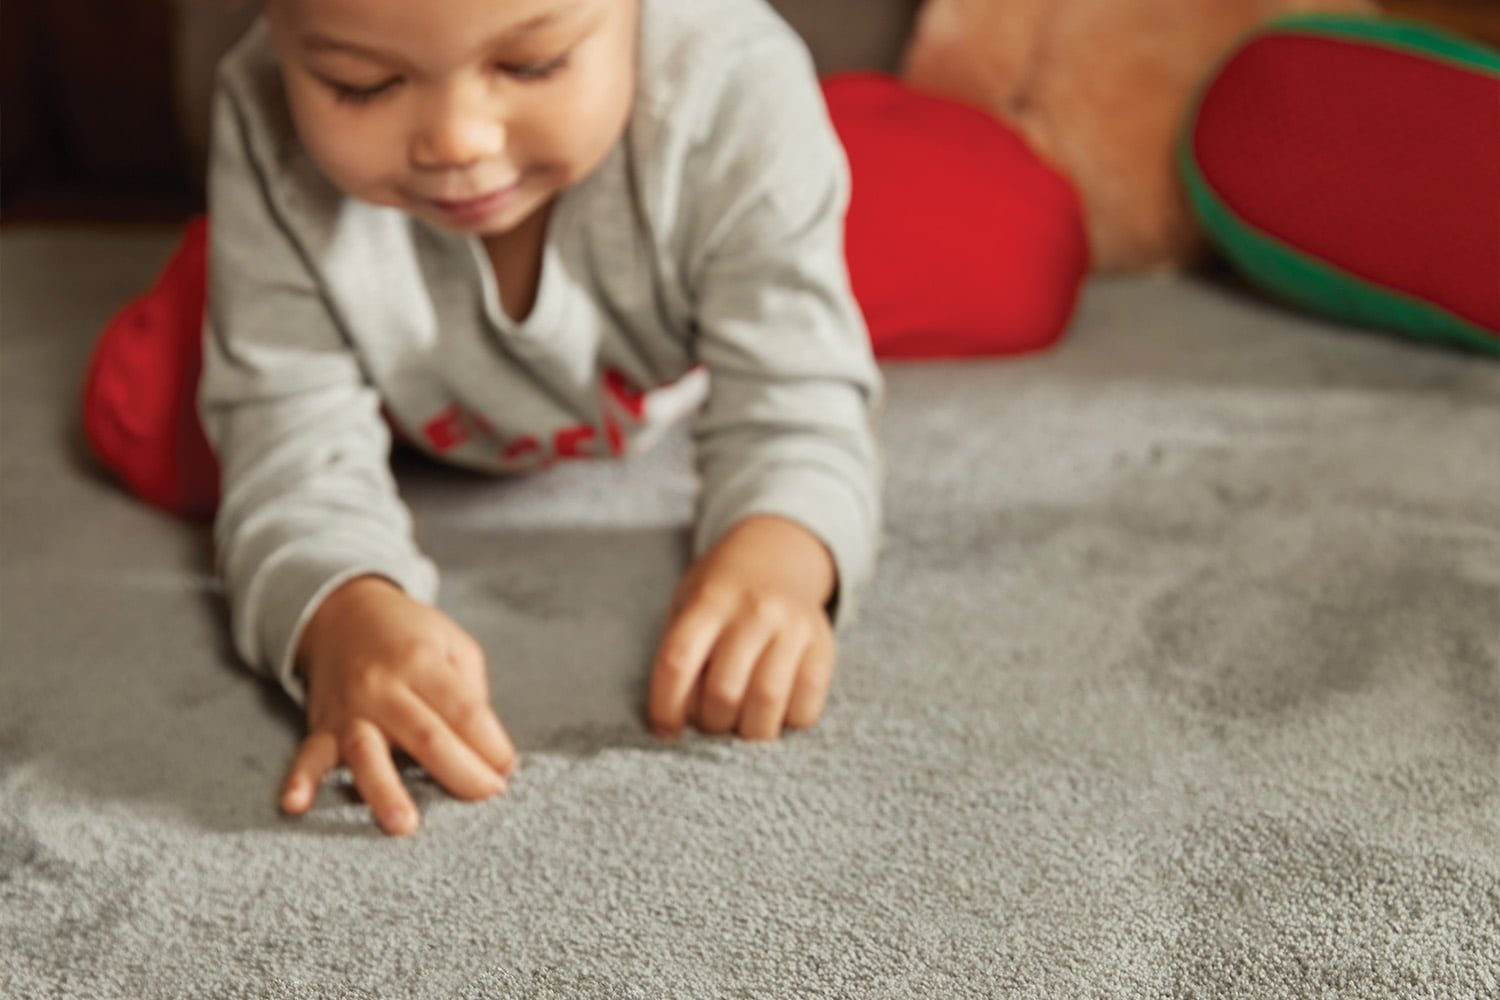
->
[[295, 575, 402, 677], [706, 515, 837, 609]]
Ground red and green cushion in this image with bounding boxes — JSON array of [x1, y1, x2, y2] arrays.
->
[[1181, 14, 1500, 355]]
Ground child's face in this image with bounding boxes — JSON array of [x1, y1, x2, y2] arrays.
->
[[266, 0, 638, 236]]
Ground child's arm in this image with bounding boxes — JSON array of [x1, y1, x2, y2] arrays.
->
[[647, 29, 884, 740], [201, 54, 515, 834]]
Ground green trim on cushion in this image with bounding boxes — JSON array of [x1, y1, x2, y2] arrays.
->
[[1178, 136, 1499, 355], [1176, 13, 1500, 355], [1262, 13, 1500, 76]]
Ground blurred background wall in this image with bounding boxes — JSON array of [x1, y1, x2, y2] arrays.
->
[[3, 0, 200, 222], [1, 0, 1494, 225]]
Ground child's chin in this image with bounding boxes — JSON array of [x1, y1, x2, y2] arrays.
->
[[415, 207, 508, 237]]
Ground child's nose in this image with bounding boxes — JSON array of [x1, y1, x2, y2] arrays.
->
[[411, 92, 506, 172]]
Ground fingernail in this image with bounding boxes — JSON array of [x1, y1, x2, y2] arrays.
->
[[490, 774, 509, 795], [382, 808, 410, 832]]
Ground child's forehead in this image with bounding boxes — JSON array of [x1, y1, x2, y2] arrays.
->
[[272, 0, 591, 40]]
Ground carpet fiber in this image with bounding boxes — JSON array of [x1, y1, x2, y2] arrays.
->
[[3, 229, 1497, 998]]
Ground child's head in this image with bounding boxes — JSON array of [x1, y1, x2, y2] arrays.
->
[[264, 0, 638, 237]]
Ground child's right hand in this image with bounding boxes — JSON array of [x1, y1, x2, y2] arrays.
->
[[279, 576, 519, 836]]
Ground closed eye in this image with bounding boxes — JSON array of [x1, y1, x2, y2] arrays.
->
[[501, 54, 569, 82], [322, 52, 567, 106], [328, 78, 401, 106]]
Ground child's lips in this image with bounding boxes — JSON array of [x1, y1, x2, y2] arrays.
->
[[424, 181, 522, 223]]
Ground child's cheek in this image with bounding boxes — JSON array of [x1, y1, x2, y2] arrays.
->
[[286, 89, 401, 206]]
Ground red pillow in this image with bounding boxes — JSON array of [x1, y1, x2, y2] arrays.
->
[[823, 72, 1089, 359], [81, 215, 220, 518]]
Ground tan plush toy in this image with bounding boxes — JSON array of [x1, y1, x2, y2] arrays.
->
[[901, 0, 1377, 272]]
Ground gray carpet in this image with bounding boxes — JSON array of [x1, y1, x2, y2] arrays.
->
[[2, 228, 1497, 998]]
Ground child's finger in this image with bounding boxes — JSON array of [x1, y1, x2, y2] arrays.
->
[[649, 600, 728, 737], [695, 619, 774, 735], [684, 673, 706, 731], [737, 629, 806, 741], [444, 630, 493, 701], [342, 719, 420, 837], [281, 731, 338, 815], [785, 629, 837, 731], [410, 671, 521, 778], [380, 687, 510, 803]]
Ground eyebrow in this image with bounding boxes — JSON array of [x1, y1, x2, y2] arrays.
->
[[300, 3, 583, 60]]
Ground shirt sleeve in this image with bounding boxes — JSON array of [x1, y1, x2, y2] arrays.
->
[[197, 77, 438, 708], [683, 33, 885, 628]]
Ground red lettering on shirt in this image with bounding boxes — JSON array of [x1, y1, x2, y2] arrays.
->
[[422, 404, 470, 453], [502, 435, 541, 461], [420, 370, 657, 468], [602, 367, 647, 421], [604, 415, 625, 456], [554, 425, 596, 459]]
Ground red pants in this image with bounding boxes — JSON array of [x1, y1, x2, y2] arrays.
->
[[81, 74, 1088, 518]]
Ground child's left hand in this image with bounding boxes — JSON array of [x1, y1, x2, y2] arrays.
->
[[648, 515, 838, 741]]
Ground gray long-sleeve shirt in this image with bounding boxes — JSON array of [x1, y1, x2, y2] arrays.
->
[[199, 0, 884, 706]]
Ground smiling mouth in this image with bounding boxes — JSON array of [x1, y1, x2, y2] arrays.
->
[[425, 180, 522, 212]]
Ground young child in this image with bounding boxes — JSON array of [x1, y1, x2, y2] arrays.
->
[[202, 0, 883, 836]]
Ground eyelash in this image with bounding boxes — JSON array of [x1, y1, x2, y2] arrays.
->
[[331, 81, 396, 106], [509, 54, 570, 81], [329, 55, 570, 106]]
